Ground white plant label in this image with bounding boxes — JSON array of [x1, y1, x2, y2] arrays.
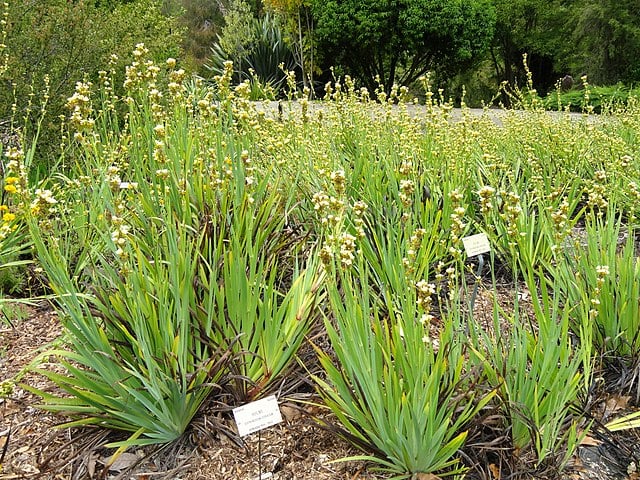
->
[[462, 233, 491, 257], [233, 395, 283, 437]]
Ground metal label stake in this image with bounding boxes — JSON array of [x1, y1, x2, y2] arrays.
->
[[470, 253, 484, 313], [461, 233, 491, 331]]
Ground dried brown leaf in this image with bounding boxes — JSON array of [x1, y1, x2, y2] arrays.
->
[[413, 474, 441, 480], [603, 394, 631, 418], [104, 452, 140, 472], [579, 435, 601, 446]]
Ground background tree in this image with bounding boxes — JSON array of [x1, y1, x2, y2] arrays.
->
[[491, 0, 573, 94], [310, 0, 496, 94], [264, 0, 315, 91], [491, 0, 640, 97], [570, 0, 640, 84], [217, 0, 258, 82], [166, 0, 265, 74]]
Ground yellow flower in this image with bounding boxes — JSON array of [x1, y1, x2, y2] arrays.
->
[[4, 184, 16, 194], [4, 176, 19, 184], [2, 212, 15, 222]]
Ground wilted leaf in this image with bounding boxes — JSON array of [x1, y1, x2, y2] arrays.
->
[[104, 452, 140, 472], [579, 435, 601, 446], [603, 394, 631, 418], [280, 403, 302, 421], [87, 452, 97, 478], [413, 474, 441, 480]]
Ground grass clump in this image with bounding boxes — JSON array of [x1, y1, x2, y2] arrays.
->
[[469, 265, 591, 473], [315, 259, 493, 478], [24, 48, 323, 452]]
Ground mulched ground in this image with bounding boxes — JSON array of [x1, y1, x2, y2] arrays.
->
[[1, 290, 639, 480]]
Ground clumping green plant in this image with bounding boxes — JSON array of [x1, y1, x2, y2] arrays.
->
[[25, 48, 323, 456], [469, 266, 590, 470], [553, 209, 640, 394], [476, 189, 584, 275], [28, 215, 235, 449], [206, 11, 296, 97], [314, 258, 493, 478], [206, 235, 323, 401]]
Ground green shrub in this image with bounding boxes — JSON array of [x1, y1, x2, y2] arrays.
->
[[1, 0, 184, 168], [544, 83, 640, 113]]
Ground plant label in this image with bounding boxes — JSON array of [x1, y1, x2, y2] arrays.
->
[[462, 233, 490, 257], [252, 474, 273, 480], [233, 395, 283, 437]]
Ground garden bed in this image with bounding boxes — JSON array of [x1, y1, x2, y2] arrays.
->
[[2, 54, 640, 479], [1, 291, 639, 479]]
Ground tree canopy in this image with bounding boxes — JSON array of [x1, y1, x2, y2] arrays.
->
[[2, 0, 182, 162], [492, 0, 640, 94], [571, 0, 640, 84], [311, 0, 496, 93]]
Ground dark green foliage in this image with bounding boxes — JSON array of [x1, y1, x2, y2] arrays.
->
[[247, 15, 296, 87], [311, 0, 496, 93], [492, 0, 640, 96], [491, 0, 571, 93], [206, 13, 296, 96], [571, 0, 640, 84], [91, 0, 138, 9]]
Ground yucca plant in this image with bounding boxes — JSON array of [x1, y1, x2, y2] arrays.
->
[[314, 259, 493, 478], [206, 13, 296, 97]]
